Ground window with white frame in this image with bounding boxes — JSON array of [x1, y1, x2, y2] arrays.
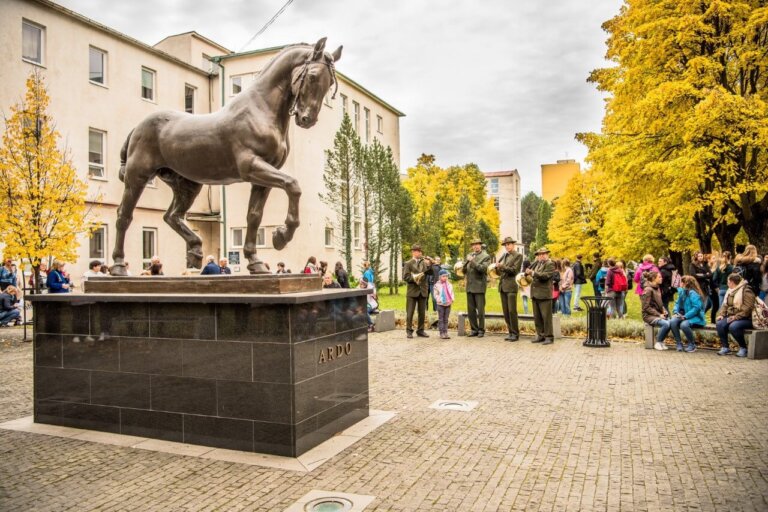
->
[[353, 101, 360, 132], [88, 129, 106, 179], [490, 178, 499, 195], [493, 196, 500, 211], [142, 228, 157, 268], [89, 47, 106, 84], [184, 84, 195, 113], [231, 227, 244, 248], [324, 227, 333, 247], [256, 227, 266, 247], [377, 115, 383, 134], [353, 221, 361, 249], [352, 186, 360, 218], [90, 225, 107, 261], [141, 67, 155, 101], [22, 20, 44, 65], [340, 94, 348, 116], [364, 108, 370, 143], [231, 76, 242, 95]]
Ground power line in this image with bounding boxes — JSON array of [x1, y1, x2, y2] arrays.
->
[[238, 0, 296, 52]]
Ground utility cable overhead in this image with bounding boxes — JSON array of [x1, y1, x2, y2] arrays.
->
[[238, 0, 296, 52]]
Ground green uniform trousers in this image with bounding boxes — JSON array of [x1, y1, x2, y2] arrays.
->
[[406, 296, 427, 333], [467, 292, 486, 333], [500, 291, 519, 336], [532, 297, 554, 339]]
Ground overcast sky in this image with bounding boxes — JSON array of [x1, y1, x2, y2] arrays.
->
[[58, 0, 623, 194]]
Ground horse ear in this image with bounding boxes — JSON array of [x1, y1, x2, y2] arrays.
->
[[312, 37, 327, 61], [331, 45, 343, 63]]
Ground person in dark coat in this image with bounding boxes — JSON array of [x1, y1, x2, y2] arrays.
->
[[572, 254, 587, 311], [0, 285, 21, 327], [658, 256, 677, 314], [527, 247, 556, 344], [334, 261, 349, 288], [403, 244, 430, 338], [200, 255, 221, 275], [498, 237, 523, 341], [688, 251, 712, 311], [588, 252, 602, 297], [463, 238, 491, 337], [219, 258, 232, 274]]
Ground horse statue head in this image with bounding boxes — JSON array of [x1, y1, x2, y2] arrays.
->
[[290, 37, 343, 128]]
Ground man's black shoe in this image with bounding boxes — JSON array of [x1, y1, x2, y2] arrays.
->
[[541, 338, 554, 345], [505, 335, 519, 342], [406, 332, 413, 339], [416, 331, 429, 338], [531, 337, 544, 343], [468, 331, 479, 337], [477, 331, 485, 338]]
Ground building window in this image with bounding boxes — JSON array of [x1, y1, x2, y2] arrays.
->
[[231, 227, 244, 248], [324, 227, 333, 247], [377, 115, 383, 133], [340, 94, 348, 116], [353, 221, 361, 249], [490, 178, 499, 195], [364, 108, 370, 143], [22, 20, 44, 65], [90, 225, 107, 261], [89, 47, 106, 85], [256, 227, 266, 247], [353, 101, 360, 132], [141, 67, 155, 101], [184, 84, 195, 113], [88, 129, 106, 179], [231, 76, 242, 95], [352, 186, 361, 218], [142, 228, 157, 268], [493, 197, 500, 211]]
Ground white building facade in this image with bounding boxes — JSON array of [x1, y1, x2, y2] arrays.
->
[[485, 170, 523, 255], [0, 0, 404, 282]]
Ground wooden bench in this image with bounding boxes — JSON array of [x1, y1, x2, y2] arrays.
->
[[644, 323, 768, 360], [457, 311, 562, 339], [370, 309, 395, 332]]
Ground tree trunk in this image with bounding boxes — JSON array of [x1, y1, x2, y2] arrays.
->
[[742, 214, 768, 255], [693, 209, 713, 253], [714, 220, 741, 254]]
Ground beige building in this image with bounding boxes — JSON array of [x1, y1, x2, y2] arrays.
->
[[484, 170, 523, 254], [1, 0, 404, 282], [541, 159, 580, 202]]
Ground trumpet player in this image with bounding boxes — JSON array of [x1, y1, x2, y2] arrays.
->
[[498, 237, 523, 341], [463, 238, 491, 337], [403, 244, 430, 338], [527, 246, 556, 345]]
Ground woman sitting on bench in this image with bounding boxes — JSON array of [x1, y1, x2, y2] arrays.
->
[[716, 274, 755, 357], [642, 271, 671, 351], [670, 276, 706, 352]]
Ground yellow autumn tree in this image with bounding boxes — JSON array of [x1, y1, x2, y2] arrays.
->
[[548, 171, 603, 258], [0, 71, 92, 291], [580, 0, 768, 255]]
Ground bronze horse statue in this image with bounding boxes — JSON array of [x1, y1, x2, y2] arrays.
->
[[110, 37, 342, 275]]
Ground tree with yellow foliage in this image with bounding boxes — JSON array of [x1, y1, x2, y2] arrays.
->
[[580, 0, 768, 255], [0, 71, 92, 291]]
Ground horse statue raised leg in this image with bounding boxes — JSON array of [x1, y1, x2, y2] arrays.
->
[[110, 37, 342, 275]]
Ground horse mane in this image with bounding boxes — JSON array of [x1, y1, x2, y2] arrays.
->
[[259, 43, 334, 75]]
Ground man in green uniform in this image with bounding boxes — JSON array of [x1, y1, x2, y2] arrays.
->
[[463, 238, 491, 337], [526, 246, 556, 345], [498, 236, 523, 341], [403, 244, 430, 338]]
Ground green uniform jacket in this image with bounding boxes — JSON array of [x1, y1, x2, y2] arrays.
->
[[463, 250, 491, 294], [498, 251, 523, 293], [403, 257, 430, 298], [530, 258, 556, 300]]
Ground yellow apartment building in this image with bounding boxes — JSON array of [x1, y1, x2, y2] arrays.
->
[[541, 159, 580, 202]]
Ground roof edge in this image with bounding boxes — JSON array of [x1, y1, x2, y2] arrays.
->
[[155, 30, 232, 54]]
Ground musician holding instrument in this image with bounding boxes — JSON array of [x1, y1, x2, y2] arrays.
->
[[463, 238, 491, 337], [403, 243, 430, 338], [527, 246, 557, 345], [498, 237, 524, 341]]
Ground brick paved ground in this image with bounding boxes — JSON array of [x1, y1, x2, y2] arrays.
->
[[1, 326, 767, 511]]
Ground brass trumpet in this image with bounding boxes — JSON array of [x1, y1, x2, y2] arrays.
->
[[487, 262, 500, 279], [413, 272, 426, 285], [453, 261, 465, 278]]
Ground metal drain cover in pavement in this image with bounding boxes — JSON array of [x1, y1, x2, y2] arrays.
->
[[304, 497, 353, 512], [429, 400, 479, 412], [284, 490, 376, 512]]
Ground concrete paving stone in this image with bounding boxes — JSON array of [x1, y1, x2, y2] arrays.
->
[[0, 326, 767, 510]]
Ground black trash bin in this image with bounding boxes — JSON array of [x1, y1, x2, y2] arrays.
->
[[580, 296, 612, 347]]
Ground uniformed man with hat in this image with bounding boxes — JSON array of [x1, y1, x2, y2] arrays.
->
[[403, 243, 430, 338], [498, 236, 523, 341], [526, 246, 556, 344], [463, 238, 491, 337]]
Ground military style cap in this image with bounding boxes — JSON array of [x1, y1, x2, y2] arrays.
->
[[535, 246, 551, 255], [502, 236, 517, 245], [411, 244, 422, 252], [470, 238, 482, 245]]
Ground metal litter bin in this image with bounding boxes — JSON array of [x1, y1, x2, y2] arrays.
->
[[580, 296, 612, 347]]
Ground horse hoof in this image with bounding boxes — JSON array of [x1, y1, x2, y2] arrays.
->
[[187, 250, 203, 269], [247, 262, 270, 274], [110, 264, 127, 277], [272, 226, 290, 250]]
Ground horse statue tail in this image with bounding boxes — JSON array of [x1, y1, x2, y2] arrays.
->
[[118, 129, 134, 183]]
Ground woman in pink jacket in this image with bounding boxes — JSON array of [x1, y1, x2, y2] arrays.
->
[[634, 254, 659, 297]]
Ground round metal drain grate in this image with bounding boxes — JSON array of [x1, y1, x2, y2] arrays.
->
[[304, 496, 354, 512], [438, 401, 468, 410]]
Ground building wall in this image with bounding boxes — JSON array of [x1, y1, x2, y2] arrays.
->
[[485, 171, 523, 256], [541, 159, 580, 202], [0, 0, 403, 283]]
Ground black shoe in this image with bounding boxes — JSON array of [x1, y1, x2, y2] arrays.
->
[[505, 334, 519, 342], [406, 332, 413, 339], [430, 321, 439, 329], [468, 331, 479, 337], [531, 337, 544, 343], [477, 331, 484, 338], [541, 338, 554, 345], [416, 331, 429, 338]]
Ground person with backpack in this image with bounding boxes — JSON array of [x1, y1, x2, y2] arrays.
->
[[733, 245, 762, 295], [633, 254, 658, 298], [688, 251, 712, 312], [594, 260, 609, 297], [572, 255, 587, 311], [670, 276, 707, 352], [605, 258, 628, 319], [658, 256, 677, 315]]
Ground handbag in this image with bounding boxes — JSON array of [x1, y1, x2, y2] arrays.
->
[[753, 297, 768, 329]]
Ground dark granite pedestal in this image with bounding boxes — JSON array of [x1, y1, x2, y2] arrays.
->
[[29, 289, 369, 457]]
